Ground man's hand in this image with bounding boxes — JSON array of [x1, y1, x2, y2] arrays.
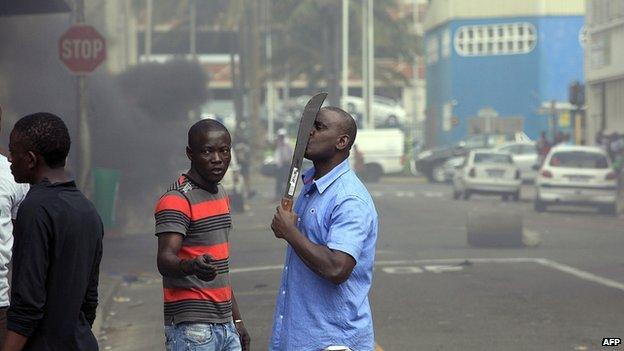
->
[[271, 205, 298, 240], [180, 255, 217, 281], [235, 321, 251, 351]]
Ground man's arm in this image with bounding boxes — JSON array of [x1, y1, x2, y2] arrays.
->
[[271, 206, 356, 285], [231, 292, 250, 351], [3, 208, 50, 351], [157, 233, 217, 281], [81, 230, 103, 327]]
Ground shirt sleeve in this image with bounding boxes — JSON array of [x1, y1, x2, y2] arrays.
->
[[11, 184, 29, 219], [81, 222, 103, 326], [326, 196, 374, 262], [154, 191, 191, 236], [7, 204, 51, 337]]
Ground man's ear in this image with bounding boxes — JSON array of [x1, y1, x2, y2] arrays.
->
[[336, 135, 350, 151], [27, 151, 38, 169], [186, 146, 193, 161]]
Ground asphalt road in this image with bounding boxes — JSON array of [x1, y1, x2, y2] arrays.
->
[[97, 175, 624, 351]]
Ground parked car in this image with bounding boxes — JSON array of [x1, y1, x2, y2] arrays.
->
[[415, 132, 530, 183], [342, 96, 407, 128], [534, 145, 620, 215], [452, 149, 522, 201], [495, 141, 538, 182]]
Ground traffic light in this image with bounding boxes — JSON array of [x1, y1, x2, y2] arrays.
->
[[568, 81, 585, 107]]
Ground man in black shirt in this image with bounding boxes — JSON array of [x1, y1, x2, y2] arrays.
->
[[2, 112, 103, 351]]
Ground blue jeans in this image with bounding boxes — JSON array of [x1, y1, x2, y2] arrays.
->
[[165, 321, 242, 351]]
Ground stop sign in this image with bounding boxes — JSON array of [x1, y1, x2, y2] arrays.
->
[[58, 25, 106, 74]]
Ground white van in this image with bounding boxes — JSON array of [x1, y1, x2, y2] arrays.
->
[[352, 128, 405, 182]]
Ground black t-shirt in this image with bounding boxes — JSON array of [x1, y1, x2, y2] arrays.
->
[[8, 179, 103, 350]]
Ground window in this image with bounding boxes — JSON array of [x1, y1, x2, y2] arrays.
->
[[426, 35, 439, 64], [454, 22, 537, 56], [549, 151, 609, 169], [474, 153, 513, 164]]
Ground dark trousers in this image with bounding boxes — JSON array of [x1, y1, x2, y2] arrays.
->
[[0, 306, 7, 346]]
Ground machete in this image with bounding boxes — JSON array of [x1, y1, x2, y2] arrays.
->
[[280, 92, 328, 211]]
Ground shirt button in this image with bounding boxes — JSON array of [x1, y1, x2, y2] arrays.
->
[[282, 290, 286, 295], [305, 194, 310, 198], [284, 266, 288, 270], [280, 315, 283, 319]]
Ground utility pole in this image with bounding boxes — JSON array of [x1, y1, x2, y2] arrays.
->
[[249, 1, 263, 168], [265, 0, 276, 142], [144, 0, 152, 61], [74, 0, 92, 190], [341, 0, 349, 109], [366, 0, 375, 129], [189, 0, 196, 58], [361, 0, 368, 128]]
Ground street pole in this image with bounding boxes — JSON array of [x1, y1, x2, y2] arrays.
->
[[361, 0, 368, 129], [190, 0, 196, 58], [341, 0, 349, 109], [265, 0, 275, 142], [75, 0, 91, 190], [144, 0, 152, 61], [367, 0, 375, 129], [550, 100, 557, 142]]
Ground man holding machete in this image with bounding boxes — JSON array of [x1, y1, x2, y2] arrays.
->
[[269, 94, 379, 351]]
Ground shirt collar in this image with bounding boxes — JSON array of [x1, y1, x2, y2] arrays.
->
[[302, 158, 351, 194]]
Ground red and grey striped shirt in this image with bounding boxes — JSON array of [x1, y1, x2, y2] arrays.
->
[[154, 175, 233, 325]]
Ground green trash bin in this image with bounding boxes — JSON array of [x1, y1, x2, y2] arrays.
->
[[93, 168, 121, 229]]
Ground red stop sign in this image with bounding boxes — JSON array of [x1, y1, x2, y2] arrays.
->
[[58, 25, 106, 74]]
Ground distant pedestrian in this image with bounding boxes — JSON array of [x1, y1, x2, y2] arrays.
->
[[3, 112, 103, 351], [0, 108, 29, 346], [154, 119, 250, 351], [233, 131, 255, 199], [269, 106, 378, 350], [536, 131, 551, 165], [273, 128, 293, 201]]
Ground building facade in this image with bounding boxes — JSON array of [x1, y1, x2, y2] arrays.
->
[[424, 0, 585, 147], [585, 0, 624, 140]]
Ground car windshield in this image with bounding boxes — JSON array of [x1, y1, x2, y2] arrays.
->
[[474, 153, 512, 164], [549, 151, 609, 169]]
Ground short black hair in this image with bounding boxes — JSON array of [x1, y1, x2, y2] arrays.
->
[[188, 119, 230, 149], [321, 106, 357, 149], [13, 112, 71, 168]]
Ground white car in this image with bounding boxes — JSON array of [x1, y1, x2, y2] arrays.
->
[[453, 149, 522, 201], [534, 145, 620, 215], [495, 141, 538, 182], [342, 96, 407, 127]]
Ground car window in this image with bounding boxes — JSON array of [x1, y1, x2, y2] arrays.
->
[[520, 145, 537, 155], [549, 151, 609, 169], [474, 153, 513, 164]]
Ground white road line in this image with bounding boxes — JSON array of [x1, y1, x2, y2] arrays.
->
[[535, 258, 624, 293], [231, 258, 624, 293]]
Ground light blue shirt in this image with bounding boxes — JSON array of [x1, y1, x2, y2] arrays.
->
[[270, 159, 378, 351]]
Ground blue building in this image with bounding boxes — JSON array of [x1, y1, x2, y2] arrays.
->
[[423, 0, 585, 146]]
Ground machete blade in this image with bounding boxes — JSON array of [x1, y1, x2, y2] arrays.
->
[[281, 92, 327, 210]]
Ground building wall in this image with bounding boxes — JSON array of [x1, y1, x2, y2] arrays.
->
[[425, 15, 584, 146], [585, 0, 624, 139]]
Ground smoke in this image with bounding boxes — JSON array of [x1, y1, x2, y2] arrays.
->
[[0, 15, 209, 233]]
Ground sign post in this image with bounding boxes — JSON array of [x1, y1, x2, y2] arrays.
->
[[58, 1, 106, 190]]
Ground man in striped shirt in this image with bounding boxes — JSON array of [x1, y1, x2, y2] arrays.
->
[[155, 119, 249, 351]]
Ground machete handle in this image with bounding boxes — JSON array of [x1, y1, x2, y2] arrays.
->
[[280, 197, 293, 212]]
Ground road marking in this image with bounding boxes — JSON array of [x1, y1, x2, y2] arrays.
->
[[382, 266, 423, 274], [231, 258, 624, 292]]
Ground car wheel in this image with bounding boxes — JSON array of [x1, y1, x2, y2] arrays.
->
[[362, 163, 383, 183], [452, 188, 461, 200], [431, 163, 446, 183], [463, 190, 471, 200], [386, 115, 399, 127], [534, 197, 546, 212], [512, 191, 520, 202]]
